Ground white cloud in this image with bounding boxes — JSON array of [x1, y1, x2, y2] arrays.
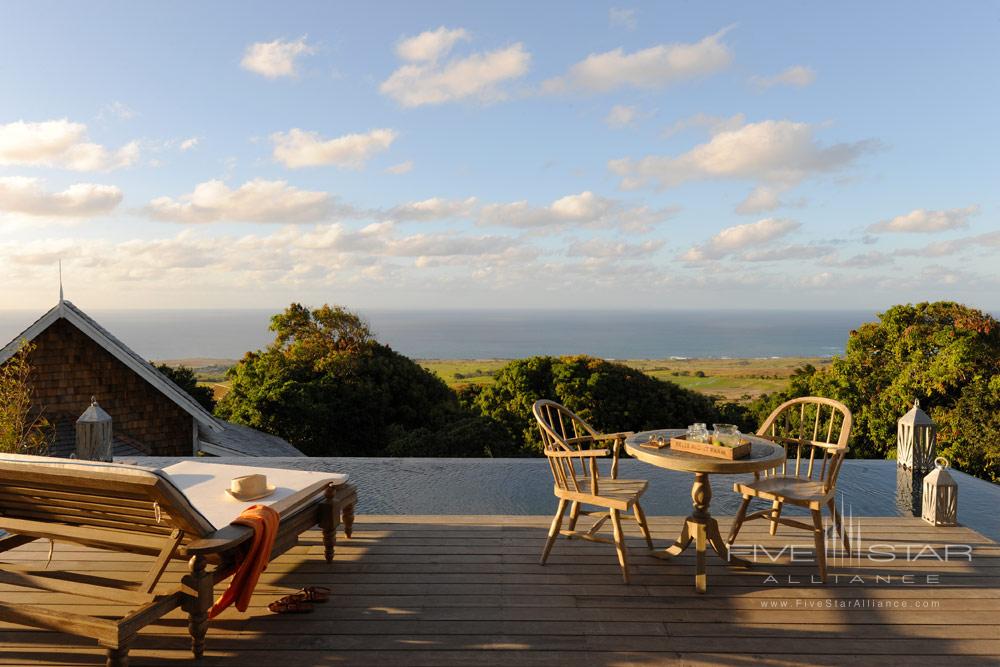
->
[[868, 205, 979, 233], [99, 101, 137, 121], [824, 251, 894, 268], [898, 230, 1000, 258], [750, 65, 816, 90], [739, 244, 834, 262], [271, 128, 397, 169], [478, 191, 618, 229], [385, 160, 414, 175], [241, 37, 315, 79], [735, 185, 786, 214], [381, 28, 530, 107], [609, 8, 637, 30], [387, 197, 478, 221], [681, 218, 800, 261], [605, 105, 640, 128], [611, 119, 878, 190], [0, 119, 139, 171], [543, 27, 733, 94], [395, 26, 470, 62], [146, 179, 338, 224], [568, 238, 663, 259], [662, 112, 745, 138], [0, 176, 122, 218], [179, 137, 199, 151]]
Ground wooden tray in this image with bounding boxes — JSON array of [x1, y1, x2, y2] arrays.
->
[[670, 437, 751, 460]]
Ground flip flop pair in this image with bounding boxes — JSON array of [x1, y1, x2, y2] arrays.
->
[[268, 587, 332, 614]]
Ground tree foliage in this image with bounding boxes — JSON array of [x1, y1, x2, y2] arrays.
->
[[216, 304, 513, 457], [154, 363, 216, 412], [463, 355, 721, 454], [744, 302, 1000, 481], [0, 341, 51, 455]]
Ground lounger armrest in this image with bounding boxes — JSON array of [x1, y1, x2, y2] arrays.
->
[[183, 524, 254, 555]]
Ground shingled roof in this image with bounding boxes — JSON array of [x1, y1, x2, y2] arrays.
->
[[1, 299, 305, 457]]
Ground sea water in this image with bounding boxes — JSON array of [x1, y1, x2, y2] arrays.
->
[[0, 309, 875, 360]]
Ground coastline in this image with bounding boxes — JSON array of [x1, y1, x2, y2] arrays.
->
[[160, 355, 830, 401]]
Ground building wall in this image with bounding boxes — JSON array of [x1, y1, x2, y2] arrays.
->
[[26, 319, 194, 456]]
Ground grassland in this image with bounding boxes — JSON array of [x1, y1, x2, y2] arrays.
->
[[160, 356, 830, 402], [417, 357, 830, 400]]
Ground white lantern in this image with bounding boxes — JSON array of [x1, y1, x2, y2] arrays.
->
[[921, 457, 958, 527], [897, 399, 936, 472]]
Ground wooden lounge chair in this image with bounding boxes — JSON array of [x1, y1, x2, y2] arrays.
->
[[726, 396, 852, 582], [532, 399, 653, 583], [0, 454, 357, 666]]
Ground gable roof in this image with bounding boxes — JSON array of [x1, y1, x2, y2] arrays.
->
[[198, 420, 306, 457], [0, 300, 223, 432]]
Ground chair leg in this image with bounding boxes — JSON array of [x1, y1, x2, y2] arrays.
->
[[828, 499, 850, 553], [728, 495, 752, 545], [811, 508, 827, 583], [566, 501, 581, 535], [540, 499, 568, 565], [633, 501, 654, 550], [610, 508, 630, 584], [769, 500, 783, 536]]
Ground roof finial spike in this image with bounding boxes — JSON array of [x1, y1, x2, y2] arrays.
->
[[58, 259, 64, 304]]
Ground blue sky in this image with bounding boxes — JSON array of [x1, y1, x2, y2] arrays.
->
[[0, 1, 997, 311]]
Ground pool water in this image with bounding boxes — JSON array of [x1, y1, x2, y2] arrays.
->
[[134, 457, 1000, 542]]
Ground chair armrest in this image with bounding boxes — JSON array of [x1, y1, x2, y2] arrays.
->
[[591, 432, 633, 441], [183, 524, 254, 556], [544, 448, 610, 459]]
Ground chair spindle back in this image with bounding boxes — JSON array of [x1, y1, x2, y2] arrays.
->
[[756, 396, 853, 493]]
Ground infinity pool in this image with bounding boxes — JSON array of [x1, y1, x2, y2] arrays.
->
[[133, 457, 1000, 542]]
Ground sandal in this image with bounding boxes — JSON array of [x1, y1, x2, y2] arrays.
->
[[268, 597, 314, 614], [293, 586, 331, 603]]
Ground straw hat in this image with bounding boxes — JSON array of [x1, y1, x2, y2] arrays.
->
[[226, 474, 276, 501]]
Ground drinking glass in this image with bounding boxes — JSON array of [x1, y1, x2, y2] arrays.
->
[[713, 424, 741, 446], [687, 423, 708, 442]]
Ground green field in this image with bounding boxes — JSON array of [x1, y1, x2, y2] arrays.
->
[[160, 356, 830, 402], [417, 357, 830, 400]]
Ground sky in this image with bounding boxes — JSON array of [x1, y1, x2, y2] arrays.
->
[[0, 1, 998, 312]]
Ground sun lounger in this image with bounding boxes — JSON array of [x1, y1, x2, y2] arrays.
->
[[0, 454, 357, 666]]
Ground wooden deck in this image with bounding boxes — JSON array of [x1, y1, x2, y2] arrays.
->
[[1, 515, 998, 666]]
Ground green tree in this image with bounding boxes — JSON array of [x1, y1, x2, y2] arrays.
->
[[0, 341, 51, 455], [465, 355, 721, 455], [154, 363, 216, 412], [744, 302, 1000, 480], [216, 304, 510, 456]]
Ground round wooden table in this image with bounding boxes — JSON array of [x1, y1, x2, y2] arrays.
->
[[625, 429, 785, 593]]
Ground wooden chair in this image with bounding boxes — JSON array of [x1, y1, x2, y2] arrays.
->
[[726, 397, 852, 582], [532, 399, 653, 583], [0, 455, 357, 666]]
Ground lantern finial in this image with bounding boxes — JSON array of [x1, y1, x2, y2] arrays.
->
[[914, 398, 920, 409]]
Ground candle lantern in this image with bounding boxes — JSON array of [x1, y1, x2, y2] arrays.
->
[[897, 399, 936, 472], [76, 398, 113, 462], [921, 457, 958, 527]]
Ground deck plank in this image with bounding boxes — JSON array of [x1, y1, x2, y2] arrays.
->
[[1, 514, 998, 666]]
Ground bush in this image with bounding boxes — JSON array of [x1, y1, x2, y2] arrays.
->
[[465, 355, 721, 455], [216, 304, 509, 457], [743, 303, 1000, 481], [154, 363, 216, 412]]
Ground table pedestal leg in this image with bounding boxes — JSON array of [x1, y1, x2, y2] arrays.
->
[[649, 472, 751, 593]]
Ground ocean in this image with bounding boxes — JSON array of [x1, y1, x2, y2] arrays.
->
[[0, 309, 876, 360]]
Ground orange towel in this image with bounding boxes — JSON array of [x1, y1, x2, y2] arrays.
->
[[208, 504, 279, 618]]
